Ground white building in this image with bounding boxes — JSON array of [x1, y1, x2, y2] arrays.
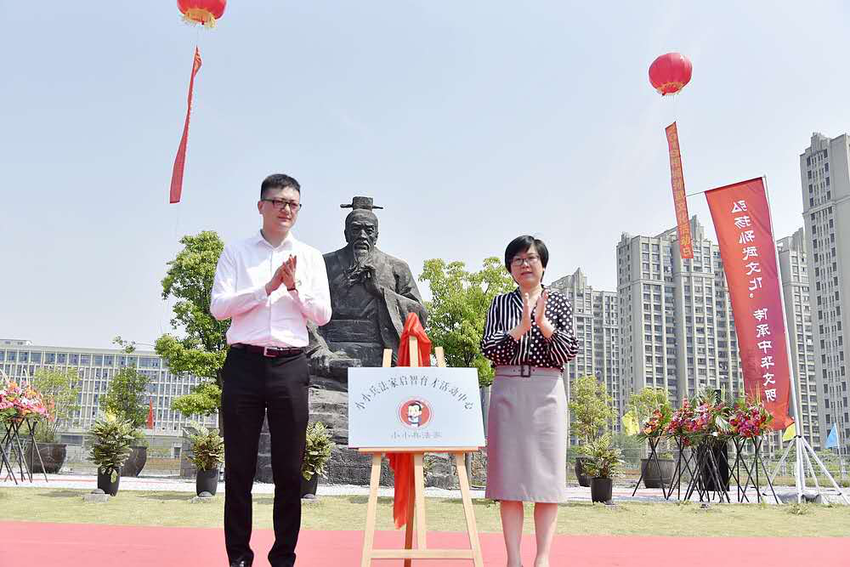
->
[[617, 217, 744, 413], [550, 269, 620, 433], [777, 229, 821, 450], [800, 132, 850, 455], [0, 340, 217, 437]]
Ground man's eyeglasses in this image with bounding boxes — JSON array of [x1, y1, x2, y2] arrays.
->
[[511, 255, 541, 267], [262, 199, 302, 212]]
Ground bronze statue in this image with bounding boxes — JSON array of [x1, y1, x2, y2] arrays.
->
[[309, 197, 427, 382]]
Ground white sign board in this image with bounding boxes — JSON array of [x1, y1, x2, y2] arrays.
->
[[347, 366, 485, 449]]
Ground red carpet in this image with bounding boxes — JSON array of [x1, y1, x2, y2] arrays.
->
[[0, 522, 847, 566]]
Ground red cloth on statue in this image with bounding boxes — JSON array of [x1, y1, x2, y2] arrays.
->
[[388, 313, 432, 529]]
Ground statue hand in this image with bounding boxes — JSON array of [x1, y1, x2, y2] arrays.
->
[[310, 347, 334, 376], [363, 265, 382, 298]]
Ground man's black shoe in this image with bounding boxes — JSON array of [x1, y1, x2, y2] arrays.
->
[[230, 561, 251, 567]]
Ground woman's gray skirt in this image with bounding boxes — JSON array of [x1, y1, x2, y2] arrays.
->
[[485, 365, 567, 503]]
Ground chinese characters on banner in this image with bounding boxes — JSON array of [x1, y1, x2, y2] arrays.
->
[[666, 122, 694, 259], [705, 178, 792, 429]]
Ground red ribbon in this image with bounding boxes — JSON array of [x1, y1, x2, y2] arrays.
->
[[169, 47, 203, 204], [388, 313, 432, 529]]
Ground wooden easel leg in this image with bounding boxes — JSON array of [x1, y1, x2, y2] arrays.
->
[[412, 453, 428, 550], [454, 453, 484, 567], [404, 462, 415, 567], [361, 453, 382, 567]]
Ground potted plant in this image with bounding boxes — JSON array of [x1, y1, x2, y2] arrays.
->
[[568, 375, 615, 486], [172, 381, 222, 479], [103, 366, 151, 477], [301, 421, 334, 497], [185, 422, 224, 496], [626, 387, 674, 488], [89, 412, 135, 496], [581, 434, 623, 503]]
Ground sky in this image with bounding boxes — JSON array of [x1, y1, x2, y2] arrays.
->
[[2, 1, 850, 349]]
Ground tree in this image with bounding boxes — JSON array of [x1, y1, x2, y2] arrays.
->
[[103, 367, 150, 430], [30, 368, 81, 443], [626, 387, 671, 428], [569, 375, 615, 443], [419, 257, 515, 387], [171, 381, 221, 418], [155, 231, 228, 416]]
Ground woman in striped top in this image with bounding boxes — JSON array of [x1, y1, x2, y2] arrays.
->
[[480, 235, 579, 567]]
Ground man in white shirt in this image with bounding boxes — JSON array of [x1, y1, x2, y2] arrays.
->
[[211, 173, 331, 567]]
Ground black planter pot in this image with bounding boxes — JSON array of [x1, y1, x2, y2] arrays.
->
[[122, 446, 147, 477], [641, 458, 675, 489], [574, 456, 591, 487], [590, 477, 613, 503], [300, 474, 319, 498], [196, 468, 219, 496], [25, 442, 67, 474], [97, 469, 120, 496]]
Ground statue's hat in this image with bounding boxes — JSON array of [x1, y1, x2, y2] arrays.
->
[[341, 196, 383, 211]]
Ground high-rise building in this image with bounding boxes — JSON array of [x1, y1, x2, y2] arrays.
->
[[800, 132, 850, 455], [0, 341, 216, 436], [777, 229, 821, 450], [550, 269, 620, 433], [617, 217, 744, 415]]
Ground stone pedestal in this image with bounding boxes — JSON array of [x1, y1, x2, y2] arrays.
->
[[254, 385, 396, 485]]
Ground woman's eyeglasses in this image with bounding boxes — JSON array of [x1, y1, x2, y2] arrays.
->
[[511, 255, 541, 267]]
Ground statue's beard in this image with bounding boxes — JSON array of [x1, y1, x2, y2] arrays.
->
[[344, 243, 374, 287], [352, 246, 371, 266]]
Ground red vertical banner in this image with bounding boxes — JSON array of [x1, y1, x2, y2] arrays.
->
[[169, 47, 203, 204], [666, 122, 694, 259], [705, 177, 792, 429]]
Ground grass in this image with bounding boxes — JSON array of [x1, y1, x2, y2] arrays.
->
[[1, 488, 849, 537]]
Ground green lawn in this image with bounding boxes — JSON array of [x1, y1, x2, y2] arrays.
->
[[1, 488, 849, 537]]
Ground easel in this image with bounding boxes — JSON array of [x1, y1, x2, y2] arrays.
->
[[359, 338, 484, 566]]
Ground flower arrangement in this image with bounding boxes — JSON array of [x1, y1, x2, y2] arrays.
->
[[729, 397, 774, 438], [638, 406, 672, 440], [0, 381, 50, 423], [665, 398, 695, 444], [662, 397, 734, 446]]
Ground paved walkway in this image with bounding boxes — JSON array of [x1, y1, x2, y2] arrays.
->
[[4, 472, 847, 503]]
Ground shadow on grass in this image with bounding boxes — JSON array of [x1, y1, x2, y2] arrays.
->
[[43, 490, 88, 498], [136, 492, 201, 501], [344, 495, 398, 505]]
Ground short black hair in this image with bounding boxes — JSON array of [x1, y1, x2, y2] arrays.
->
[[260, 174, 301, 199], [504, 235, 549, 271]]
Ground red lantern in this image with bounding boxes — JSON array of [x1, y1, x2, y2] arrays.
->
[[177, 0, 227, 28], [648, 53, 692, 96]]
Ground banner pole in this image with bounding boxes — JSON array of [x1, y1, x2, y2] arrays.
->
[[762, 176, 807, 502]]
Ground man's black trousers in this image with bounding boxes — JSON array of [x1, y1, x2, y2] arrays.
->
[[222, 348, 309, 567]]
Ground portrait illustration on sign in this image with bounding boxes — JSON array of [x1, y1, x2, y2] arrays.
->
[[399, 398, 432, 429]]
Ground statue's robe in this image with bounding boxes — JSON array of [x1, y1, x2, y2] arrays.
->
[[317, 246, 427, 368]]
